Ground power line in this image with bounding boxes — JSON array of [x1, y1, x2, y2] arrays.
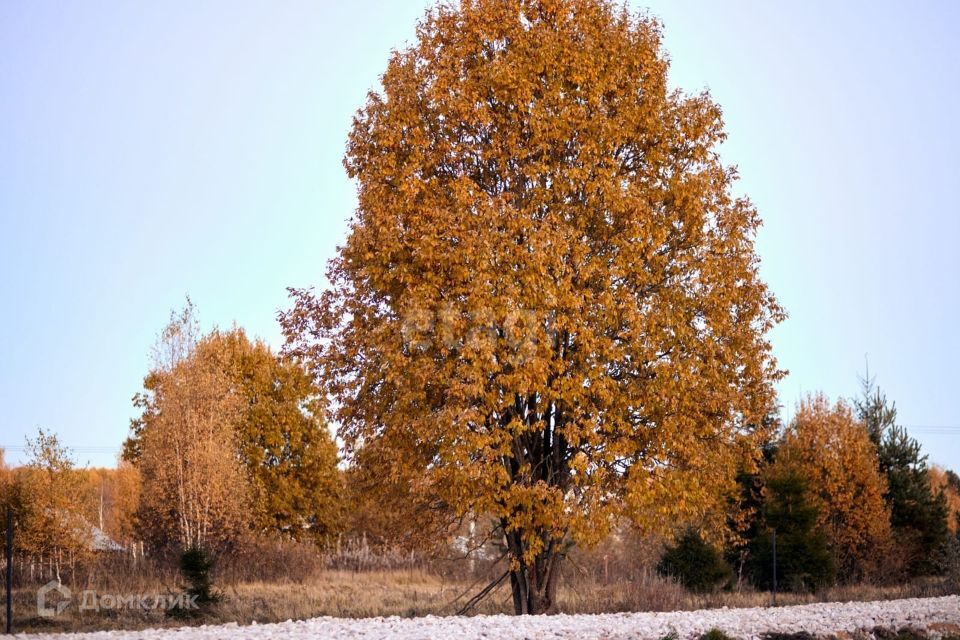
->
[[902, 425, 960, 433], [0, 445, 120, 453]]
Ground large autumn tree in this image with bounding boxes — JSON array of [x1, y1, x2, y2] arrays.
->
[[282, 0, 782, 614]]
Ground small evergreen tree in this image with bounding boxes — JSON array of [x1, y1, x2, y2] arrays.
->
[[748, 470, 834, 592], [658, 529, 733, 593], [171, 546, 220, 618], [855, 377, 951, 576], [725, 439, 778, 588], [854, 376, 897, 449]]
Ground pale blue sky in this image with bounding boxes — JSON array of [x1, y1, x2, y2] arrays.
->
[[1, 1, 958, 469]]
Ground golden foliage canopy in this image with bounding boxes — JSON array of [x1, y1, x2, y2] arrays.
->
[[13, 430, 92, 576], [930, 466, 960, 535], [136, 334, 250, 551], [283, 0, 782, 613], [202, 329, 343, 541], [129, 305, 341, 550], [773, 393, 892, 581]]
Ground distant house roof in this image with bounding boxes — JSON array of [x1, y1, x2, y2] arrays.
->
[[87, 524, 125, 552], [57, 510, 125, 552]]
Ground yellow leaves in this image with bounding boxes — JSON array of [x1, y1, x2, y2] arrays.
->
[[133, 323, 343, 549], [930, 466, 960, 534], [772, 393, 892, 579], [282, 0, 782, 563], [12, 431, 95, 563]]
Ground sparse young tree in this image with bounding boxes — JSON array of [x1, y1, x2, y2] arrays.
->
[[16, 430, 91, 582], [774, 394, 891, 582], [133, 308, 249, 552], [281, 0, 783, 613], [123, 298, 200, 465], [138, 348, 249, 552]]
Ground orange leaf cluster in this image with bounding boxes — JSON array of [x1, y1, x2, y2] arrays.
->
[[282, 0, 783, 613], [772, 394, 892, 580]]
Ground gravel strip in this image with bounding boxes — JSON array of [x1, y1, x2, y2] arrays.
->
[[17, 595, 960, 640]]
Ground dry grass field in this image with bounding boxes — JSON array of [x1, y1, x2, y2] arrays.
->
[[8, 564, 956, 634]]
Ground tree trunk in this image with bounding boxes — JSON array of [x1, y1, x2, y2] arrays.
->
[[505, 529, 563, 615], [499, 386, 570, 615]]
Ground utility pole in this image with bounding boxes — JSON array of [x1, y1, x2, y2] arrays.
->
[[5, 507, 12, 634], [771, 528, 777, 607]]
